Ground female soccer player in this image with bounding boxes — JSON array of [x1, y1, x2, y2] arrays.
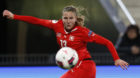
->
[[3, 5, 129, 78]]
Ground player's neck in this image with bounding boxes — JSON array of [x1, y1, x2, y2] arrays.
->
[[64, 28, 71, 34], [64, 26, 78, 34]]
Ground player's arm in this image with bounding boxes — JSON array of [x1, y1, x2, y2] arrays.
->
[[92, 34, 120, 61], [84, 29, 129, 69], [83, 29, 120, 60], [92, 34, 129, 69], [3, 10, 54, 29]]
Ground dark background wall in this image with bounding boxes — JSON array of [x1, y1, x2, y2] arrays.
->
[[0, 0, 7, 54], [0, 0, 118, 55]]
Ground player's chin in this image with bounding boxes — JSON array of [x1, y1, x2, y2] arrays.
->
[[65, 26, 73, 31]]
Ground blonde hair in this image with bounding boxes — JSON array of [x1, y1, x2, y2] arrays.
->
[[63, 5, 85, 27]]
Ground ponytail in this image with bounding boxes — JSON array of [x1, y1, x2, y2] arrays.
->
[[76, 15, 85, 27]]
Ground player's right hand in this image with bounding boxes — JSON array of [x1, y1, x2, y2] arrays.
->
[[3, 10, 14, 19]]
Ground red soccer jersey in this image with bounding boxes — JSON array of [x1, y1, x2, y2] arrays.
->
[[14, 15, 120, 61]]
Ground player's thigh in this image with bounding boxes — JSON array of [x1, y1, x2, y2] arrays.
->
[[60, 60, 96, 78], [79, 60, 96, 78]]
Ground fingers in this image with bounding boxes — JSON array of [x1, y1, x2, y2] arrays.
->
[[115, 59, 129, 70], [120, 64, 128, 70], [120, 65, 127, 70], [120, 62, 129, 70]]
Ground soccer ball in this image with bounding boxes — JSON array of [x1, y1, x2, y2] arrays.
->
[[55, 47, 79, 69]]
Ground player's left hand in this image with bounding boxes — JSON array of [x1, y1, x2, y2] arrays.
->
[[114, 59, 129, 70]]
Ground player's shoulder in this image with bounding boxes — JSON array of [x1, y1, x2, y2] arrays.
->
[[76, 26, 96, 37], [77, 26, 90, 33]]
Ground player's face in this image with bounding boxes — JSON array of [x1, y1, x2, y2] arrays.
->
[[62, 11, 77, 32]]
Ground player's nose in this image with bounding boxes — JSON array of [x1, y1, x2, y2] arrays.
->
[[67, 19, 71, 23]]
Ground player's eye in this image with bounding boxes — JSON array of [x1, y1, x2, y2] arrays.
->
[[70, 17, 73, 19], [63, 17, 68, 19]]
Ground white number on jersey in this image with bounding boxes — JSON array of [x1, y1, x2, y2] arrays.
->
[[60, 40, 67, 47]]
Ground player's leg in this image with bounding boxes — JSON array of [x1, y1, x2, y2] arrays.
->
[[78, 60, 96, 78], [60, 60, 96, 78]]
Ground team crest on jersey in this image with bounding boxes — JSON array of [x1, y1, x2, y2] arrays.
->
[[52, 20, 58, 23], [69, 35, 74, 41], [56, 32, 61, 37]]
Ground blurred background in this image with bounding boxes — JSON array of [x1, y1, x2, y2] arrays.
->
[[1, 0, 140, 78], [0, 0, 140, 66]]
